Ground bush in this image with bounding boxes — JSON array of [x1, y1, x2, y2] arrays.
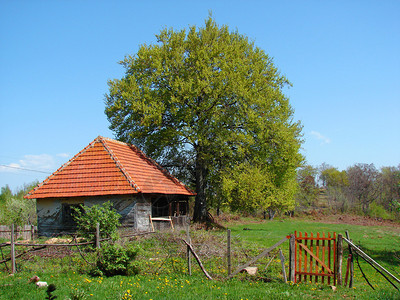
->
[[91, 243, 139, 277], [72, 201, 120, 242], [368, 202, 392, 220]]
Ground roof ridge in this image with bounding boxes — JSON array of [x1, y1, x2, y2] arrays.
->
[[24, 136, 101, 199], [100, 137, 141, 192]]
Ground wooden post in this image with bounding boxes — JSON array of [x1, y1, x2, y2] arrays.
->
[[96, 223, 100, 249], [337, 234, 343, 286], [227, 229, 231, 276], [289, 234, 295, 283], [183, 239, 213, 280], [30, 225, 35, 241], [11, 224, 16, 274], [186, 217, 191, 276], [279, 248, 287, 283], [345, 231, 354, 288]]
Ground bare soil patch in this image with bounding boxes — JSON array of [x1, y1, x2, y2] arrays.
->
[[303, 210, 400, 228]]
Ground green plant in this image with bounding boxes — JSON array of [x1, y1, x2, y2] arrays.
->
[[93, 242, 139, 277], [72, 201, 120, 242], [68, 289, 87, 300], [368, 202, 392, 220]]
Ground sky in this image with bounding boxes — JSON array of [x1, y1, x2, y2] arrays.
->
[[1, 0, 399, 192]]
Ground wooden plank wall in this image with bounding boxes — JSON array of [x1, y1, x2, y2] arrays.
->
[[0, 225, 36, 240]]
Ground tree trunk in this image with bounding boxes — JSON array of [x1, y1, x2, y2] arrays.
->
[[268, 209, 276, 220], [193, 153, 208, 222]]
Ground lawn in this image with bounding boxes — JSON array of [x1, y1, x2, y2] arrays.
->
[[0, 217, 399, 299]]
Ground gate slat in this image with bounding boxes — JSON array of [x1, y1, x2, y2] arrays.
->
[[328, 232, 331, 284], [304, 232, 308, 282], [310, 232, 314, 282], [298, 231, 302, 282], [322, 232, 326, 284], [316, 232, 320, 283]]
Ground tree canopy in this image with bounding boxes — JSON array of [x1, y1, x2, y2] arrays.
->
[[105, 17, 303, 221]]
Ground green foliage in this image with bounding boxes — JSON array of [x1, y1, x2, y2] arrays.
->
[[0, 182, 38, 225], [72, 201, 120, 242], [68, 289, 87, 300], [105, 16, 303, 221], [368, 202, 392, 220], [93, 243, 139, 277], [295, 165, 319, 207], [222, 162, 296, 214]]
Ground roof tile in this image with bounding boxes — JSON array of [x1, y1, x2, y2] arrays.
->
[[25, 136, 195, 199]]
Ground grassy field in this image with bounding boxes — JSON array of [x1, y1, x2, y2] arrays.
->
[[0, 217, 399, 299]]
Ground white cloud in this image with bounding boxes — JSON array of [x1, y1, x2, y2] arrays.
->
[[57, 153, 70, 159], [0, 154, 56, 174], [19, 154, 55, 170], [310, 131, 331, 145]]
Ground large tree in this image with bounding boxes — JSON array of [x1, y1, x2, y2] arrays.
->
[[347, 163, 379, 214], [105, 17, 303, 222]]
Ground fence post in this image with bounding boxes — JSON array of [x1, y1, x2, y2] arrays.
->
[[96, 223, 100, 249], [345, 231, 354, 288], [337, 234, 343, 286], [186, 217, 191, 276], [31, 225, 35, 241], [227, 229, 231, 276], [11, 224, 16, 274], [289, 234, 295, 283], [279, 248, 287, 283]]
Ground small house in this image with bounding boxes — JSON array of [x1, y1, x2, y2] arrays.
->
[[24, 136, 195, 236]]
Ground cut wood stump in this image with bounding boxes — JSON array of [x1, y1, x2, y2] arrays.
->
[[240, 267, 258, 275]]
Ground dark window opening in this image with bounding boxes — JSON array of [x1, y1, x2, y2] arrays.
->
[[62, 203, 83, 229], [152, 197, 169, 217]]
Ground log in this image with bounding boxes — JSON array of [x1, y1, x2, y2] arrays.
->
[[182, 239, 213, 280], [0, 246, 46, 264], [343, 237, 400, 287]]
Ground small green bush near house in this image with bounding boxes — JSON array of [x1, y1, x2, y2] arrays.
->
[[72, 201, 120, 242], [91, 243, 139, 277]]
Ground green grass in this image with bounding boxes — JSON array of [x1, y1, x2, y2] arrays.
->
[[0, 218, 399, 299]]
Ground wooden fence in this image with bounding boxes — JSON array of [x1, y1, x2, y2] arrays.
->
[[0, 225, 36, 240]]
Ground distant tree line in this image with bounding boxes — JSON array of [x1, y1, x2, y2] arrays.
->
[[296, 163, 400, 219], [0, 182, 38, 225]]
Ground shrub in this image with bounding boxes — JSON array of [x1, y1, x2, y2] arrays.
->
[[92, 243, 139, 277], [72, 201, 120, 242], [368, 202, 392, 220]]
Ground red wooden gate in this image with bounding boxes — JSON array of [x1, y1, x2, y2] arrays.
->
[[294, 231, 337, 284]]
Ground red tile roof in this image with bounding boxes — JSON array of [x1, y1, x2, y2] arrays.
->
[[25, 136, 195, 199]]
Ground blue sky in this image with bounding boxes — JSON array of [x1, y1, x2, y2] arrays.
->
[[1, 0, 399, 191]]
